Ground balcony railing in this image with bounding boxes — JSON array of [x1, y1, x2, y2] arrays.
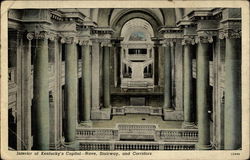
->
[[78, 141, 196, 150], [159, 129, 198, 142], [76, 124, 198, 142], [76, 128, 118, 140]]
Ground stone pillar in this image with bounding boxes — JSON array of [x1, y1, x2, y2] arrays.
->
[[81, 41, 92, 124], [120, 48, 124, 79], [195, 38, 212, 150], [182, 40, 194, 128], [224, 37, 241, 150], [163, 42, 172, 109], [114, 45, 118, 87], [49, 37, 61, 149], [63, 37, 77, 144], [91, 41, 100, 112], [171, 42, 176, 106], [103, 45, 111, 108], [32, 32, 50, 150]]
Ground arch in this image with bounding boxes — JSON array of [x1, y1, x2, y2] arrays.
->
[[120, 18, 154, 41], [112, 12, 161, 37], [110, 8, 164, 26]]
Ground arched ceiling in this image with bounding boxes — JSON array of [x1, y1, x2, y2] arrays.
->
[[96, 8, 178, 37], [121, 18, 154, 41], [110, 8, 164, 26], [112, 11, 160, 37]]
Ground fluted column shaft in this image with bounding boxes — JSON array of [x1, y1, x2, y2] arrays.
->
[[32, 38, 50, 150], [64, 42, 77, 143], [224, 38, 241, 149], [82, 44, 91, 122], [103, 46, 110, 108], [196, 41, 211, 150]]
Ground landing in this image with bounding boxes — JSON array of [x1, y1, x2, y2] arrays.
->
[[91, 114, 183, 129]]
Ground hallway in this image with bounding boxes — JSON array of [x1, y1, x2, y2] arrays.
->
[[6, 7, 242, 151]]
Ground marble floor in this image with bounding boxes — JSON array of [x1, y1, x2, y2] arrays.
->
[[91, 114, 183, 129]]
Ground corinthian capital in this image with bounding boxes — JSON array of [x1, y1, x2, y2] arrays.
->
[[78, 37, 92, 46], [60, 36, 78, 44], [160, 38, 176, 47], [181, 36, 196, 45], [195, 35, 213, 44], [26, 31, 56, 41], [101, 39, 112, 47], [219, 29, 241, 39]]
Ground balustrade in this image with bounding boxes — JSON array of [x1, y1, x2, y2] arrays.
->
[[78, 141, 196, 150], [160, 129, 198, 142]]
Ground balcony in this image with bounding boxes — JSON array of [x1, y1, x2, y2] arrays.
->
[[76, 122, 198, 150]]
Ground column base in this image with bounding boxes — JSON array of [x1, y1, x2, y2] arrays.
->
[[91, 107, 111, 120], [64, 141, 77, 150], [195, 143, 212, 150], [163, 106, 174, 111], [163, 109, 184, 121], [79, 121, 92, 128], [182, 121, 197, 129], [49, 140, 62, 150]]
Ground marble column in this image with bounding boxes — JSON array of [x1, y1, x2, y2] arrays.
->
[[171, 42, 176, 105], [81, 42, 91, 123], [163, 42, 172, 109], [114, 45, 118, 87], [120, 48, 124, 79], [103, 45, 111, 108], [32, 33, 50, 150], [196, 39, 212, 150], [64, 38, 77, 144], [91, 41, 100, 111], [224, 38, 241, 150], [182, 42, 194, 128]]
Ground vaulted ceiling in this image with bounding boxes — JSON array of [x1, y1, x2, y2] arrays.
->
[[93, 8, 182, 37]]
